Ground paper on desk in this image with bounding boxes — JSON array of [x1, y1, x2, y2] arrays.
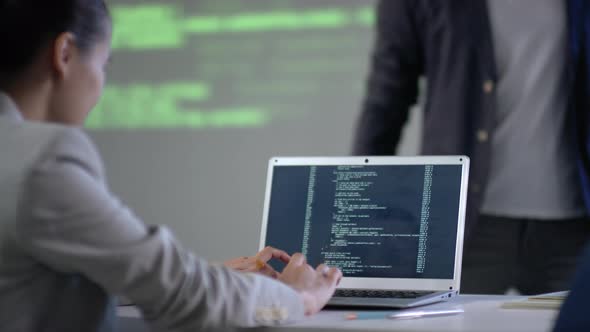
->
[[500, 291, 568, 310]]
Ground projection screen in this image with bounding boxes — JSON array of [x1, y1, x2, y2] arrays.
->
[[89, 0, 421, 260]]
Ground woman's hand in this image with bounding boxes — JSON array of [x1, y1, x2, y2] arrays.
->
[[224, 246, 291, 279], [278, 253, 342, 315]]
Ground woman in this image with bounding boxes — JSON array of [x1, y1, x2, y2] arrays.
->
[[0, 1, 341, 331]]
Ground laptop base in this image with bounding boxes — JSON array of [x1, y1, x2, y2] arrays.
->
[[327, 291, 457, 309]]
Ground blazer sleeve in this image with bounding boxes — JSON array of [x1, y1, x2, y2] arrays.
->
[[352, 0, 423, 155], [14, 127, 305, 330]]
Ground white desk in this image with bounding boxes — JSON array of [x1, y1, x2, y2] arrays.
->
[[118, 295, 559, 332]]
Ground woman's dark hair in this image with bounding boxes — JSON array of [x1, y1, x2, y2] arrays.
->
[[0, 0, 110, 83]]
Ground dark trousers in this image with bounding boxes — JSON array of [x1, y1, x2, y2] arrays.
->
[[461, 215, 590, 295]]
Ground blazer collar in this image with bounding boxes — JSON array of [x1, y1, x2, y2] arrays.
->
[[0, 92, 24, 122]]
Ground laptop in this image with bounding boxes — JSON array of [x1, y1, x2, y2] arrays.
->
[[259, 156, 470, 308]]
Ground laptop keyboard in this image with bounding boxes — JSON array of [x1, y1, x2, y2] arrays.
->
[[333, 289, 436, 299]]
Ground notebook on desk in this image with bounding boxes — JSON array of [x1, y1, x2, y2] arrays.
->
[[259, 156, 470, 308]]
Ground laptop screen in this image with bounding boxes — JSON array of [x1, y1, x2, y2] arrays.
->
[[263, 164, 463, 280]]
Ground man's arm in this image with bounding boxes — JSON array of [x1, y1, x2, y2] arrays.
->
[[15, 128, 304, 330], [353, 0, 423, 155]]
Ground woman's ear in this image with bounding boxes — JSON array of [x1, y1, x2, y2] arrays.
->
[[51, 32, 77, 79]]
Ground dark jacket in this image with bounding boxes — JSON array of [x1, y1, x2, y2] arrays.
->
[[554, 243, 590, 331], [353, 0, 590, 236]]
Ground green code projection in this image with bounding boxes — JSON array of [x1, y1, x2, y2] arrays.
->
[[87, 0, 376, 129]]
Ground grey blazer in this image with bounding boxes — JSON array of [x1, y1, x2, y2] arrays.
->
[[0, 93, 304, 331]]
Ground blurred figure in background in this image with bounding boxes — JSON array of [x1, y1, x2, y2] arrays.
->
[[353, 0, 590, 294]]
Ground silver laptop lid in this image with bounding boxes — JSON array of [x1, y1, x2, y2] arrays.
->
[[259, 156, 470, 292]]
